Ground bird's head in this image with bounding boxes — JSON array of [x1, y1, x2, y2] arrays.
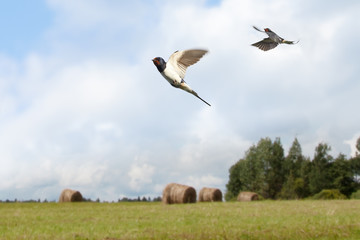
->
[[152, 57, 166, 72], [264, 28, 272, 33], [152, 57, 164, 66]]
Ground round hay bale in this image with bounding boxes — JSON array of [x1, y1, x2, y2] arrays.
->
[[199, 187, 223, 202], [162, 183, 196, 204], [237, 191, 259, 202], [58, 189, 83, 202]]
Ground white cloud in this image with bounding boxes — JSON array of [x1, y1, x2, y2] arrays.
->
[[0, 0, 360, 201], [185, 175, 224, 191], [345, 133, 360, 158], [128, 163, 155, 192], [56, 161, 108, 187], [178, 107, 251, 173]]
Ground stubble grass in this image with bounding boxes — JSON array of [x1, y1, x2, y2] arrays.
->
[[1, 200, 360, 240]]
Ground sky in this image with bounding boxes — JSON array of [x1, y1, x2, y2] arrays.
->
[[0, 0, 359, 201]]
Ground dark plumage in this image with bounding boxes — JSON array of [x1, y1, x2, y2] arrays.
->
[[152, 57, 166, 72], [252, 26, 299, 51]]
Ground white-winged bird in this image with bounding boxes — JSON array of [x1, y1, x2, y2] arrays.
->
[[152, 49, 211, 106], [252, 26, 299, 51]]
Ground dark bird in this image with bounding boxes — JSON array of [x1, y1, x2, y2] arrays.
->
[[252, 26, 299, 51], [152, 49, 211, 106]]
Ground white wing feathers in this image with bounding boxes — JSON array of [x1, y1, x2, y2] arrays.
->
[[167, 49, 208, 80]]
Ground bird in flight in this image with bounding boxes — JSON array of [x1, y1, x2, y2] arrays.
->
[[252, 26, 299, 51], [152, 49, 211, 106]]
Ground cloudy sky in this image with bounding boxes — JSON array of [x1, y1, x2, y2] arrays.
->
[[0, 0, 359, 201]]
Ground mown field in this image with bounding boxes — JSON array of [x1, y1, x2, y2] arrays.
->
[[1, 200, 360, 240]]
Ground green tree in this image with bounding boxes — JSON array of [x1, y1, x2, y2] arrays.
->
[[350, 156, 360, 185], [309, 143, 333, 195], [238, 144, 266, 194], [280, 171, 297, 199], [225, 160, 244, 201], [284, 138, 305, 178], [249, 140, 268, 196], [294, 177, 306, 198], [264, 137, 285, 199], [281, 138, 309, 199], [351, 137, 360, 189], [226, 137, 286, 200], [297, 157, 312, 198], [331, 154, 356, 197], [225, 137, 360, 200], [225, 143, 267, 200]]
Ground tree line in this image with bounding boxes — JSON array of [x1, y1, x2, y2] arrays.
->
[[225, 137, 360, 200], [0, 196, 162, 203]]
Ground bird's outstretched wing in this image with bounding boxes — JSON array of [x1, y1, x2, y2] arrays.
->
[[168, 49, 208, 80], [252, 38, 278, 51], [253, 26, 265, 32]]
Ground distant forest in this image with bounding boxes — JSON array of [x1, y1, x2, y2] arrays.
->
[[225, 137, 360, 200], [0, 196, 162, 203]]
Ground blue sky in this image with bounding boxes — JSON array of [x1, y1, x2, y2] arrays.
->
[[0, 0, 359, 201], [0, 1, 52, 58]]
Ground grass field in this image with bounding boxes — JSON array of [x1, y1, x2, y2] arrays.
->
[[1, 200, 360, 240]]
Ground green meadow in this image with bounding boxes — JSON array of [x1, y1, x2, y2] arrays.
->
[[1, 200, 360, 240]]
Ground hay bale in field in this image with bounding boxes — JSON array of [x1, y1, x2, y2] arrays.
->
[[58, 189, 83, 202], [237, 191, 259, 202], [199, 187, 223, 202], [162, 183, 196, 204]]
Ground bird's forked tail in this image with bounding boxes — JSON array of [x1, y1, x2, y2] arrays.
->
[[192, 91, 211, 106]]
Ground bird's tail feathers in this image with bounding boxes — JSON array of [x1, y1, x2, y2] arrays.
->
[[282, 39, 300, 45], [180, 81, 211, 106], [192, 91, 211, 106]]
